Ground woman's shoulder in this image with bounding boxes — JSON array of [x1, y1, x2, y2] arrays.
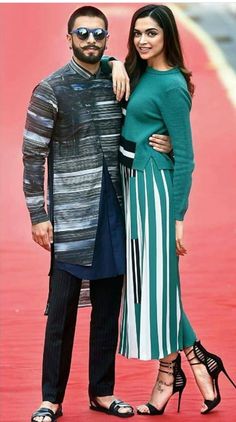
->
[[146, 67, 188, 92], [169, 70, 188, 89]]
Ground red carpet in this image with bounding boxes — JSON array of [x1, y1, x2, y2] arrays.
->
[[0, 3, 236, 422]]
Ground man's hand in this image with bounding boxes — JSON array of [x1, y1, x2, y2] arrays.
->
[[110, 61, 130, 102], [149, 134, 172, 153], [176, 220, 187, 256], [32, 221, 53, 251]]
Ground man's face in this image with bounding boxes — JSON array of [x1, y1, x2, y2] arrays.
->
[[67, 16, 108, 64]]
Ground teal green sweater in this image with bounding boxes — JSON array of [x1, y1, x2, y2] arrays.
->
[[122, 67, 194, 221]]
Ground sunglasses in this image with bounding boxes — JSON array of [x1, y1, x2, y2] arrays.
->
[[70, 27, 108, 41]]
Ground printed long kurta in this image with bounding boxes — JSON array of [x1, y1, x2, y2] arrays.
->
[[119, 67, 197, 360], [23, 59, 122, 266]]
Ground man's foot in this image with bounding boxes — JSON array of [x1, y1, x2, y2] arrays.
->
[[91, 395, 134, 417], [185, 346, 215, 413], [31, 401, 62, 422]]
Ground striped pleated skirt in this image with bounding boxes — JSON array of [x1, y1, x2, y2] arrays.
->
[[119, 158, 196, 360]]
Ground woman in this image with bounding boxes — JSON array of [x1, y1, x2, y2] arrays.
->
[[111, 4, 236, 415]]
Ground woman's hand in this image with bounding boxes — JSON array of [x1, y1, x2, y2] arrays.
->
[[110, 60, 130, 102], [176, 220, 187, 256], [149, 134, 172, 153]]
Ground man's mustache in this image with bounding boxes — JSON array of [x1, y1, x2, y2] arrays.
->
[[82, 45, 101, 51]]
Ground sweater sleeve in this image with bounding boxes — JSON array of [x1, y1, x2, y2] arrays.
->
[[100, 55, 117, 75], [22, 81, 58, 225], [160, 86, 194, 220]]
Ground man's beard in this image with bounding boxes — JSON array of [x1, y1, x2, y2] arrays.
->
[[72, 41, 105, 64]]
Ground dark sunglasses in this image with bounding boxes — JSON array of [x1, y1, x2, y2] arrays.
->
[[70, 27, 108, 41]]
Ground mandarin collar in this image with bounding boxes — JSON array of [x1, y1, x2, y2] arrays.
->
[[69, 58, 101, 79]]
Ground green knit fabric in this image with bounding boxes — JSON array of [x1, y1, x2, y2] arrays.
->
[[122, 67, 194, 221]]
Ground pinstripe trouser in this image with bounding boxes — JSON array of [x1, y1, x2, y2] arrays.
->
[[42, 268, 124, 403]]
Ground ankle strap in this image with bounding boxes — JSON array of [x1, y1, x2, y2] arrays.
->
[[160, 361, 175, 368], [186, 348, 201, 366], [159, 368, 175, 375], [185, 348, 193, 358], [159, 360, 175, 375]]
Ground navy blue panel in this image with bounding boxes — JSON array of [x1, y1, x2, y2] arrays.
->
[[55, 162, 126, 280]]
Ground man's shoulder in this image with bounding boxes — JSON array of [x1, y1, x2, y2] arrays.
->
[[42, 62, 72, 85], [31, 63, 72, 98]]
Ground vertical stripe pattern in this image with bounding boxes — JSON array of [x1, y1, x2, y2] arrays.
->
[[119, 159, 185, 360]]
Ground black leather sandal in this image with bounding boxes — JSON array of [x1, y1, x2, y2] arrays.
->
[[31, 404, 63, 421], [90, 397, 134, 418]]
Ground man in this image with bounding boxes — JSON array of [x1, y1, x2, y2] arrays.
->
[[23, 6, 171, 422]]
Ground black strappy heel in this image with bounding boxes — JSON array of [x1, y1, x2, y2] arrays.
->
[[186, 340, 236, 414], [137, 353, 186, 415]]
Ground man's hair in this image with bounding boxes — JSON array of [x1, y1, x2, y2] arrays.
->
[[68, 6, 108, 33]]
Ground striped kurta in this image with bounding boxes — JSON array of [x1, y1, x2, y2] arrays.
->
[[23, 58, 122, 266], [118, 67, 196, 360]]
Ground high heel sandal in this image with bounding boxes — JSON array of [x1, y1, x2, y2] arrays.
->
[[186, 340, 236, 414], [137, 353, 186, 415]]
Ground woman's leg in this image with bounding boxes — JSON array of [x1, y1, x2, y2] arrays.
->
[[137, 351, 186, 414], [184, 343, 217, 413], [180, 309, 215, 413], [179, 311, 215, 413]]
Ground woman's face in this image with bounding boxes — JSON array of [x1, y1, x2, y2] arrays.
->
[[133, 16, 165, 65]]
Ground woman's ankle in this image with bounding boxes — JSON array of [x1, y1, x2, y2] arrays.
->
[[160, 352, 178, 364]]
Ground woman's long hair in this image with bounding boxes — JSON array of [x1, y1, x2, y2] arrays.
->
[[125, 4, 194, 96]]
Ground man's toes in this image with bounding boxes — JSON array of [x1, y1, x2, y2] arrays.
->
[[118, 406, 133, 414], [32, 417, 41, 422]]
